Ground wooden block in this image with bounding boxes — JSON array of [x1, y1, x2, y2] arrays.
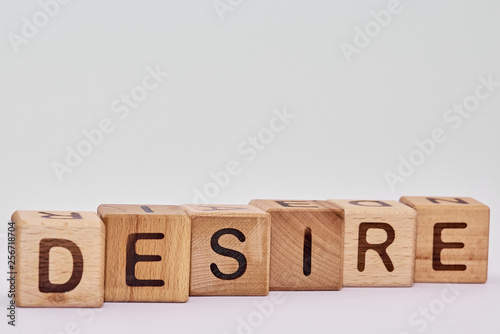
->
[[12, 210, 104, 307], [400, 196, 489, 283], [327, 200, 417, 287], [97, 204, 191, 302], [249, 200, 343, 291], [181, 204, 270, 296]]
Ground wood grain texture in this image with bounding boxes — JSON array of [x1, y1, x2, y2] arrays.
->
[[97, 204, 191, 302], [249, 200, 343, 291], [400, 196, 489, 283], [181, 204, 270, 296], [327, 200, 417, 287], [12, 210, 104, 307]]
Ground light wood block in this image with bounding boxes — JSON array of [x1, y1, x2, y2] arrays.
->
[[327, 200, 417, 287], [97, 204, 191, 302], [400, 196, 489, 283], [181, 204, 270, 296], [249, 200, 343, 291], [12, 210, 104, 307]]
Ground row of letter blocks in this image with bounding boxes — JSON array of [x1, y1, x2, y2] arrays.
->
[[13, 197, 489, 307]]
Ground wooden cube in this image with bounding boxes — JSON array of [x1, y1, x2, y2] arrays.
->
[[327, 200, 417, 287], [249, 200, 343, 290], [97, 204, 191, 302], [181, 204, 270, 296], [400, 196, 489, 283], [12, 210, 104, 307]]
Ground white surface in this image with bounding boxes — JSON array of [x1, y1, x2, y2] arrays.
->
[[1, 1, 499, 333]]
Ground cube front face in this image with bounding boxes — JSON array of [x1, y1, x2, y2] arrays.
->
[[327, 200, 417, 287], [182, 204, 271, 296], [400, 197, 489, 283], [13, 211, 105, 307], [250, 200, 344, 291], [98, 204, 191, 302]]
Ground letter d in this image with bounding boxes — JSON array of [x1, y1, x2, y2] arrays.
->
[[39, 238, 83, 293], [371, 9, 391, 27], [353, 26, 370, 48], [82, 127, 104, 146], [236, 316, 253, 334], [21, 17, 39, 39], [254, 299, 274, 317], [65, 146, 82, 168], [415, 137, 435, 156], [210, 170, 230, 188], [39, 0, 60, 18], [397, 155, 415, 178]]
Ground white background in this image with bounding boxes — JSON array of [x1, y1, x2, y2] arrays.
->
[[1, 1, 499, 333]]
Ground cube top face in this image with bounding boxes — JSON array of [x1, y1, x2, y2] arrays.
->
[[327, 200, 416, 215], [181, 204, 268, 217], [327, 200, 417, 287], [249, 199, 343, 213], [97, 205, 191, 302], [400, 196, 486, 207], [250, 200, 344, 291], [400, 196, 489, 283], [13, 210, 104, 308], [186, 205, 271, 296], [12, 210, 103, 228], [98, 204, 186, 217]]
